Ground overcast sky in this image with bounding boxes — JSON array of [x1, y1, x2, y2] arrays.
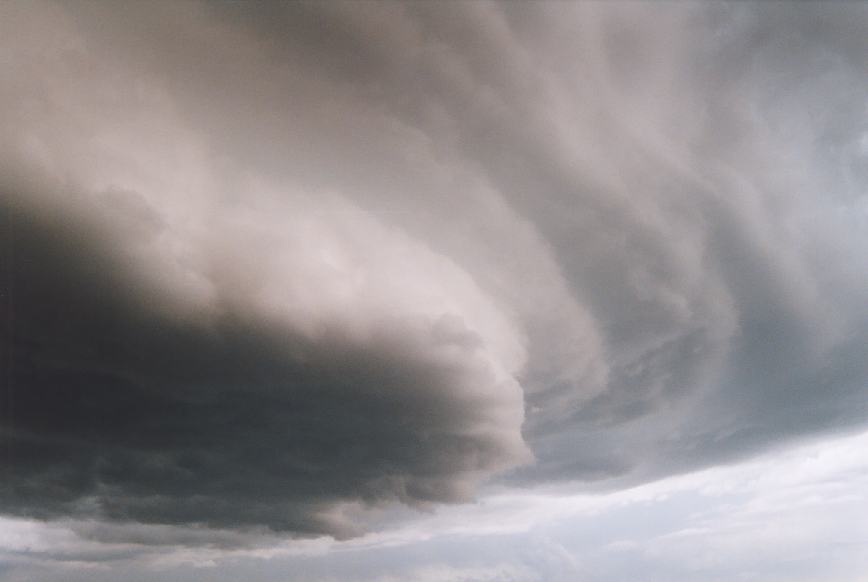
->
[[2, 1, 867, 580]]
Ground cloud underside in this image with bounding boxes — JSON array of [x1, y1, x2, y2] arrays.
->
[[1, 1, 868, 538], [2, 192, 529, 538]]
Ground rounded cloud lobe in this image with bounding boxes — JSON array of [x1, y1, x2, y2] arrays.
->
[[2, 1, 868, 540]]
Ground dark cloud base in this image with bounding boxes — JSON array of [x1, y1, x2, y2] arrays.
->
[[0, 194, 518, 538]]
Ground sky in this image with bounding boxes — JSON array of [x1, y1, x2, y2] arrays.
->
[[1, 1, 867, 580]]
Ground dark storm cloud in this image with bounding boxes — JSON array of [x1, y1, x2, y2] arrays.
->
[[1, 187, 527, 538], [2, 0, 868, 542]]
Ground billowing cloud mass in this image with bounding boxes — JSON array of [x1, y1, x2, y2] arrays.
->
[[1, 0, 868, 548]]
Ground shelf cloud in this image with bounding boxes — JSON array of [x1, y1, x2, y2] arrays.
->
[[2, 0, 867, 546]]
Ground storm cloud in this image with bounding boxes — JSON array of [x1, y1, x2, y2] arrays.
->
[[2, 0, 868, 543]]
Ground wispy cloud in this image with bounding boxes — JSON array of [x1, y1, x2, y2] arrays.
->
[[1, 1, 867, 578]]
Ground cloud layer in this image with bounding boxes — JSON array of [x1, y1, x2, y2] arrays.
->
[[2, 0, 868, 540]]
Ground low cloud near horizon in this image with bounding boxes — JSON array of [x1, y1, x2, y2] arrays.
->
[[2, 1, 868, 579]]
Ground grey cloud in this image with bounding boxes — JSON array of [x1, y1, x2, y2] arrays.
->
[[2, 0, 868, 544], [1, 186, 528, 537]]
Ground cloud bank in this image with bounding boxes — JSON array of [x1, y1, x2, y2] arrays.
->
[[2, 0, 868, 540]]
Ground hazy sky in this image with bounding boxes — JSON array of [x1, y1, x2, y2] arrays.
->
[[2, 1, 867, 580]]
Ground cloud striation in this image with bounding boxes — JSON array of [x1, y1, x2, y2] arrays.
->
[[1, 0, 868, 540]]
